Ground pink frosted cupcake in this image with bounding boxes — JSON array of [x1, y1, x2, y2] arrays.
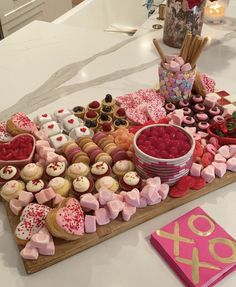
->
[[182, 116, 196, 128]]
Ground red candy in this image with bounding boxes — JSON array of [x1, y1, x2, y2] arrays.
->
[[192, 177, 206, 190], [201, 152, 214, 168], [169, 186, 187, 198], [89, 101, 100, 109], [176, 176, 195, 191], [86, 111, 97, 118]]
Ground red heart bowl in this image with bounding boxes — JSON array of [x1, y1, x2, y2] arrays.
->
[[0, 133, 36, 168]]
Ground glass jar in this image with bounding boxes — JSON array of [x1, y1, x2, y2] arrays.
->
[[204, 0, 229, 23], [163, 0, 207, 48]]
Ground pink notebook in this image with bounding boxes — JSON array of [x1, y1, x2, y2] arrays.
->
[[150, 207, 236, 287]]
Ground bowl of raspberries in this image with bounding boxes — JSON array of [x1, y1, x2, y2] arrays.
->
[[133, 124, 195, 185]]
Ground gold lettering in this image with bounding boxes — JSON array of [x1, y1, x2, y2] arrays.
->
[[188, 215, 215, 237], [209, 238, 236, 264]]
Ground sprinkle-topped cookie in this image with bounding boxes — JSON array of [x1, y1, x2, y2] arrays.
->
[[0, 122, 12, 143]]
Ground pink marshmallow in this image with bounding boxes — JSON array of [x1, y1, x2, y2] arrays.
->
[[31, 232, 50, 249], [171, 109, 184, 126], [85, 215, 96, 233], [95, 208, 110, 225], [212, 162, 227, 178], [80, 193, 99, 211], [34, 129, 48, 140], [175, 56, 185, 66], [201, 165, 215, 183], [124, 188, 140, 207], [20, 242, 39, 260], [229, 145, 236, 157], [122, 203, 136, 221], [35, 187, 56, 204], [146, 177, 161, 188], [38, 239, 55, 256], [206, 144, 217, 155], [203, 95, 217, 108], [113, 193, 124, 201], [158, 184, 169, 200], [18, 190, 34, 206], [169, 60, 180, 72], [137, 196, 147, 208], [227, 158, 236, 172], [214, 153, 226, 163], [209, 137, 220, 148], [181, 63, 192, 72], [36, 140, 50, 153], [190, 163, 203, 177], [38, 227, 50, 236], [184, 127, 197, 135], [39, 146, 55, 158], [45, 152, 60, 165], [198, 131, 209, 139], [218, 145, 230, 159], [106, 200, 124, 220], [98, 187, 115, 205], [10, 199, 23, 216], [141, 185, 161, 204], [53, 194, 65, 206]]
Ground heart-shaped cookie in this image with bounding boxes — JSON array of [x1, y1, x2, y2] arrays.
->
[[15, 203, 51, 244], [46, 198, 84, 240], [0, 133, 35, 168]]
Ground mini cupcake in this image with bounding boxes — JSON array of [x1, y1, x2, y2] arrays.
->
[[112, 160, 135, 177], [165, 103, 175, 113], [48, 177, 71, 197], [0, 166, 20, 185], [87, 101, 101, 113], [114, 108, 126, 120], [100, 122, 115, 133], [97, 113, 112, 126], [45, 161, 66, 181], [0, 180, 25, 202], [66, 163, 90, 179], [183, 107, 192, 116], [26, 179, 45, 194], [84, 110, 99, 122], [102, 94, 115, 108], [178, 99, 190, 108], [101, 106, 114, 118], [20, 163, 44, 182], [182, 116, 196, 128], [119, 171, 142, 191], [114, 119, 129, 129], [198, 122, 210, 131], [90, 161, 111, 180], [208, 106, 222, 118], [95, 176, 119, 192], [193, 103, 206, 113], [191, 94, 203, 104], [84, 119, 98, 131], [72, 176, 94, 198], [195, 112, 209, 122], [73, 106, 85, 119]]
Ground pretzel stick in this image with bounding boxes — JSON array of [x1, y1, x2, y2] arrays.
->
[[179, 32, 190, 57], [187, 35, 200, 63], [153, 39, 166, 62], [182, 33, 192, 62], [189, 36, 202, 64], [190, 37, 209, 67]]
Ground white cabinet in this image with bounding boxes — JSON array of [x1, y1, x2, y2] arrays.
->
[[0, 0, 72, 37]]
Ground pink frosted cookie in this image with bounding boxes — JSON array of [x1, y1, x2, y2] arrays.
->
[[7, 112, 37, 135]]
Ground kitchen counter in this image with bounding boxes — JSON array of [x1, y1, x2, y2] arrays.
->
[[0, 2, 236, 286]]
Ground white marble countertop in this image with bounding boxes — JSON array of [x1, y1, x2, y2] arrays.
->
[[0, 2, 236, 286]]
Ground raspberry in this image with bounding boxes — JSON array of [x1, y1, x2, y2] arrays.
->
[[102, 122, 112, 132], [86, 111, 97, 118], [117, 108, 125, 116], [89, 101, 100, 109], [169, 186, 187, 198], [176, 176, 196, 191], [192, 177, 206, 190]]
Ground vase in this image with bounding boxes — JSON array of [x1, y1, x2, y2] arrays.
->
[[163, 0, 207, 48]]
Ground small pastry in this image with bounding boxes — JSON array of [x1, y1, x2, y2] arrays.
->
[[6, 112, 37, 136], [26, 179, 45, 194], [191, 94, 203, 104], [66, 163, 90, 179], [101, 106, 114, 118], [42, 121, 61, 137], [97, 114, 112, 126], [84, 119, 98, 131], [84, 111, 99, 122], [90, 161, 111, 180], [36, 113, 52, 126], [114, 108, 126, 120], [102, 94, 115, 108], [183, 107, 192, 116], [165, 103, 175, 113], [74, 126, 93, 139], [1, 180, 25, 202], [119, 171, 142, 191], [0, 166, 20, 185], [198, 122, 210, 131], [45, 161, 66, 181], [72, 176, 94, 198], [178, 99, 190, 108], [112, 160, 135, 177], [62, 115, 83, 133], [95, 176, 119, 192], [87, 101, 101, 113], [73, 106, 85, 119], [208, 106, 221, 117], [100, 122, 115, 133], [114, 119, 129, 129], [193, 103, 206, 113], [182, 116, 196, 128], [0, 122, 12, 143], [195, 112, 209, 122], [50, 134, 68, 151], [48, 177, 71, 197], [20, 163, 44, 182], [53, 109, 71, 121]]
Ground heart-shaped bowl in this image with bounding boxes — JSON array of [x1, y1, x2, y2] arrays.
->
[[0, 133, 36, 168], [207, 126, 236, 145]]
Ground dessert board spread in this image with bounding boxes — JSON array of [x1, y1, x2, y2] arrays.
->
[[1, 35, 236, 276]]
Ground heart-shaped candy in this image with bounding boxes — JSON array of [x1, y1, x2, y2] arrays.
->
[[58, 109, 64, 113], [80, 128, 87, 133], [57, 136, 63, 141], [42, 114, 48, 118], [48, 124, 54, 129], [68, 119, 74, 124]]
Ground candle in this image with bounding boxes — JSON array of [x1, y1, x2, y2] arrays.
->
[[204, 2, 226, 22]]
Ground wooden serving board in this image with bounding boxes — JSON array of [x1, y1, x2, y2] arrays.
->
[[3, 171, 236, 274]]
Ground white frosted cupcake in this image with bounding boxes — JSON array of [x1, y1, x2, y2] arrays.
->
[[112, 160, 134, 177], [119, 171, 142, 191], [0, 166, 20, 185], [48, 177, 71, 197], [72, 176, 94, 198], [66, 163, 90, 180], [45, 161, 66, 181], [90, 161, 111, 180], [20, 163, 44, 182], [26, 179, 45, 194], [95, 176, 119, 192], [1, 180, 25, 202]]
